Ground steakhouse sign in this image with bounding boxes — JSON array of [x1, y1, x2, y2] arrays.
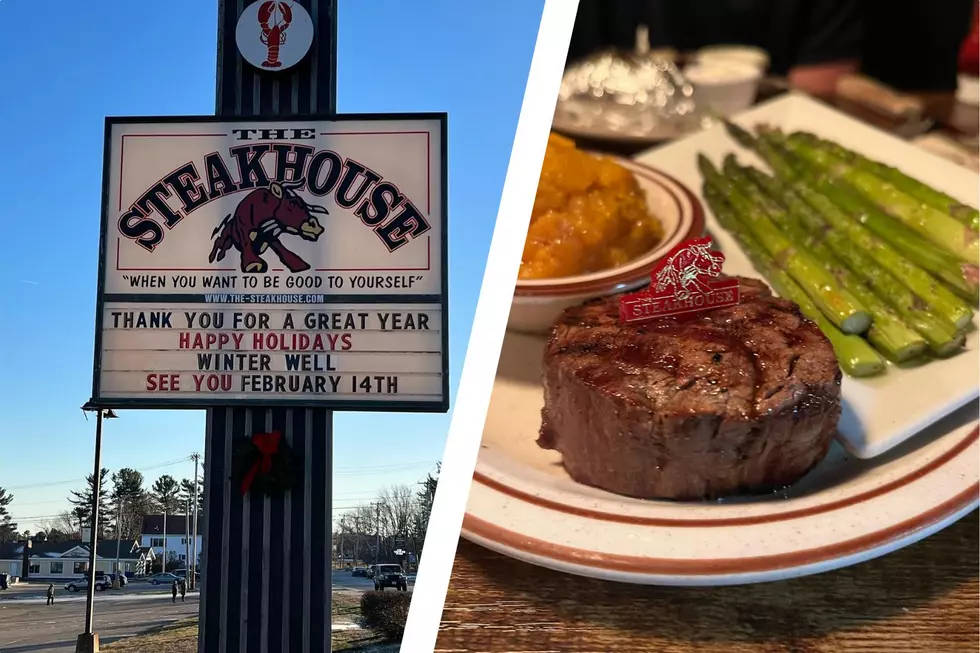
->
[[91, 114, 448, 411]]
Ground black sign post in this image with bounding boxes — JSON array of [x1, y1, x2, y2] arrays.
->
[[201, 2, 337, 652]]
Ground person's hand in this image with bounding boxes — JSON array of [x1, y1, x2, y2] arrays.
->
[[789, 60, 859, 97]]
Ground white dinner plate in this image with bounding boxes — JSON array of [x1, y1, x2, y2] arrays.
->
[[462, 93, 979, 585], [464, 331, 978, 586], [631, 93, 979, 459]]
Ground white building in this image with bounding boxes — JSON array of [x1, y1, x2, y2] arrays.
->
[[0, 534, 151, 580], [140, 515, 202, 569]]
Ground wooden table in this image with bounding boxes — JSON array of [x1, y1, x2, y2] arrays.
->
[[436, 510, 978, 652], [435, 90, 979, 653]]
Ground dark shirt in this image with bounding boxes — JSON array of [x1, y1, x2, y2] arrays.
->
[[860, 0, 974, 91], [567, 0, 863, 76]]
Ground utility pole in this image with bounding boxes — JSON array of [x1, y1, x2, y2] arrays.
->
[[162, 510, 167, 574], [375, 502, 381, 564], [191, 452, 200, 590], [354, 520, 360, 566], [113, 496, 122, 588], [185, 496, 191, 580]]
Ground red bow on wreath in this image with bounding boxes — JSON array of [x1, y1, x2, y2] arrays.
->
[[240, 430, 282, 496]]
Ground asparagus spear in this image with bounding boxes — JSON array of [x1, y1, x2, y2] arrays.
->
[[723, 157, 932, 361], [790, 131, 980, 232], [734, 123, 980, 305], [698, 154, 872, 334], [740, 164, 963, 357], [782, 135, 980, 264], [703, 186, 885, 377]]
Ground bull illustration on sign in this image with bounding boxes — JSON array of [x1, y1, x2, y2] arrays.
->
[[652, 237, 724, 300], [209, 181, 328, 273]]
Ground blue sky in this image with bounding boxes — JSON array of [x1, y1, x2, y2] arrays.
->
[[0, 0, 543, 532]]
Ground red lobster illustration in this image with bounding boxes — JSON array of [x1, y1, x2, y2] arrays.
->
[[258, 1, 292, 68]]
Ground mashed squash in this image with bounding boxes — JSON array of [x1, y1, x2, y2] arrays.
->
[[520, 133, 665, 280]]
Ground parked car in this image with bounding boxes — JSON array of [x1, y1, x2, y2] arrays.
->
[[351, 567, 368, 577], [172, 569, 200, 582], [65, 576, 112, 592], [373, 564, 408, 592], [147, 572, 180, 585]]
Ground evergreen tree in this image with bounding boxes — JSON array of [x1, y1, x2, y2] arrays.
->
[[70, 507, 87, 537], [110, 468, 149, 540], [67, 468, 112, 537], [0, 487, 17, 543], [151, 475, 181, 514], [179, 477, 204, 514], [411, 464, 439, 561]]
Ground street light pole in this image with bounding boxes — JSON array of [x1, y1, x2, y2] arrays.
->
[[76, 405, 117, 653]]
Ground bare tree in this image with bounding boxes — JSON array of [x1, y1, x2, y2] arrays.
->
[[38, 513, 78, 542], [52, 511, 79, 534], [333, 465, 440, 566], [377, 485, 414, 558]]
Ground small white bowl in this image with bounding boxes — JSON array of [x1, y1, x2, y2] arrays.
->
[[685, 59, 763, 117], [509, 159, 705, 335], [956, 74, 979, 106], [694, 45, 770, 72]]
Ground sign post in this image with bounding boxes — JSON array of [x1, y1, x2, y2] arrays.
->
[[87, 2, 448, 651]]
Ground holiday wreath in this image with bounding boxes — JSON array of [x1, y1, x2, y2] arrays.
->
[[231, 430, 296, 497]]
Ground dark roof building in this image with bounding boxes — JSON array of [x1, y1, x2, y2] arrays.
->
[[141, 515, 195, 536], [0, 538, 143, 560]]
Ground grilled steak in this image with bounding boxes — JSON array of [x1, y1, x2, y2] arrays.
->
[[538, 276, 841, 500]]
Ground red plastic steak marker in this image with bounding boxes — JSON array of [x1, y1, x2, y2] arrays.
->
[[619, 237, 740, 324]]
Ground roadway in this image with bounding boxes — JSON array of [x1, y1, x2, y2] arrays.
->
[[0, 591, 198, 653], [0, 574, 409, 652], [330, 569, 416, 592], [0, 581, 186, 604]]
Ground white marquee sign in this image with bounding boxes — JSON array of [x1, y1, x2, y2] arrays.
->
[[92, 114, 448, 411]]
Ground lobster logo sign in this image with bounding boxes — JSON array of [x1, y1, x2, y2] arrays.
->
[[258, 2, 291, 68], [236, 1, 314, 73], [620, 237, 740, 324], [209, 181, 329, 273]]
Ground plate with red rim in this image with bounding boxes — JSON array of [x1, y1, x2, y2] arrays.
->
[[464, 93, 980, 585], [509, 158, 704, 334], [463, 331, 978, 586]]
